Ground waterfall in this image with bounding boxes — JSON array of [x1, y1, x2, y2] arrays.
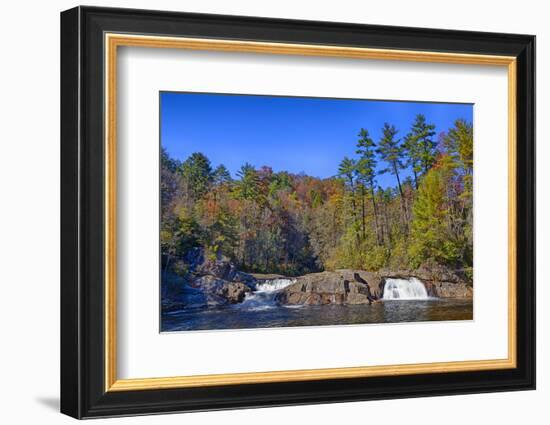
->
[[383, 278, 429, 300], [254, 278, 296, 293], [238, 279, 296, 310]]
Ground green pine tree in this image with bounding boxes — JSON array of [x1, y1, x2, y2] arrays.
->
[[338, 156, 360, 244], [213, 164, 232, 186], [180, 152, 213, 200], [234, 163, 264, 203], [355, 128, 381, 244], [408, 156, 462, 268], [377, 123, 408, 226], [414, 114, 437, 174]]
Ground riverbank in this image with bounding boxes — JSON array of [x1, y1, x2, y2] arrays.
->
[[161, 252, 473, 319]]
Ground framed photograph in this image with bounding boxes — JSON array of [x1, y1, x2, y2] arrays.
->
[[60, 6, 535, 419]]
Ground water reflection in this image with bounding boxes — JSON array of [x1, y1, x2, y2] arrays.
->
[[161, 299, 473, 332]]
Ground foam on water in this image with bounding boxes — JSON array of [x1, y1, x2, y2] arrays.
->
[[255, 278, 296, 293], [383, 277, 429, 300], [238, 278, 296, 310]]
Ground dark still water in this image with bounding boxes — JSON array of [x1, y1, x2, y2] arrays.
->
[[161, 298, 473, 332]]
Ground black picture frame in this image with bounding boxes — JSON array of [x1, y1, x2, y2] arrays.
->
[[61, 5, 535, 419]]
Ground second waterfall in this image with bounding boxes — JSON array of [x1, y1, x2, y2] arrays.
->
[[383, 278, 429, 300]]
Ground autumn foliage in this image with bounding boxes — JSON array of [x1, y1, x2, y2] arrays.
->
[[161, 116, 473, 279]]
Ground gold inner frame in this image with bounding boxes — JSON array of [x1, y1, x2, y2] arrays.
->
[[104, 33, 517, 392]]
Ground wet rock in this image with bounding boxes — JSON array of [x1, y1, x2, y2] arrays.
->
[[162, 248, 260, 309], [275, 265, 473, 305], [431, 281, 473, 298], [415, 263, 464, 284], [275, 270, 378, 305], [196, 258, 238, 281], [226, 282, 251, 303], [191, 275, 251, 305], [233, 271, 257, 287], [180, 248, 257, 288]]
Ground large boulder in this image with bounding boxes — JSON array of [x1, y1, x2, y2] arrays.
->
[[414, 263, 464, 283], [226, 282, 251, 303], [429, 281, 473, 298], [233, 271, 257, 287], [162, 248, 259, 311], [195, 257, 238, 281], [275, 270, 380, 306], [161, 274, 253, 312], [182, 248, 257, 288], [191, 275, 251, 306]]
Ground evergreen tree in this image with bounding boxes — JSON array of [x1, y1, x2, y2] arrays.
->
[[338, 157, 357, 187], [206, 206, 238, 258], [443, 119, 474, 268], [338, 156, 360, 243], [355, 128, 381, 244], [403, 114, 437, 189], [402, 133, 419, 188], [213, 164, 232, 186], [160, 114, 473, 281], [234, 163, 263, 203], [180, 152, 213, 200], [408, 156, 462, 268], [269, 171, 293, 199], [377, 123, 408, 225]]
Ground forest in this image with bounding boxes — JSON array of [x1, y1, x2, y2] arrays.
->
[[161, 114, 473, 281]]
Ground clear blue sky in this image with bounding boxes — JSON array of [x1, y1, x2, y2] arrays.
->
[[160, 92, 472, 188]]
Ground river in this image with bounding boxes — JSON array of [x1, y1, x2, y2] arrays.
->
[[161, 278, 473, 332]]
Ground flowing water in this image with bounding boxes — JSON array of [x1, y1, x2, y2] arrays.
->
[[161, 277, 472, 332], [383, 278, 429, 300]]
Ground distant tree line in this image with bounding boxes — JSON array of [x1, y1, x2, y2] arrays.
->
[[161, 114, 473, 279]]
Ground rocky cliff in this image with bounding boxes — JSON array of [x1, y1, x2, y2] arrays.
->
[[274, 265, 472, 306], [162, 249, 257, 312], [162, 250, 472, 311]]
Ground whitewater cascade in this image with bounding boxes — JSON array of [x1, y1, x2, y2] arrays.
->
[[238, 278, 296, 310], [383, 277, 429, 300], [255, 278, 296, 293]]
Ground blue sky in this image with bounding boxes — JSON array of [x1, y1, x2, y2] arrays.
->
[[160, 92, 472, 188]]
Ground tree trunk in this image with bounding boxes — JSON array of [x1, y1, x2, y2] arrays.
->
[[348, 177, 360, 245], [381, 199, 390, 246], [370, 186, 381, 245], [360, 184, 366, 241], [393, 162, 409, 232]]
